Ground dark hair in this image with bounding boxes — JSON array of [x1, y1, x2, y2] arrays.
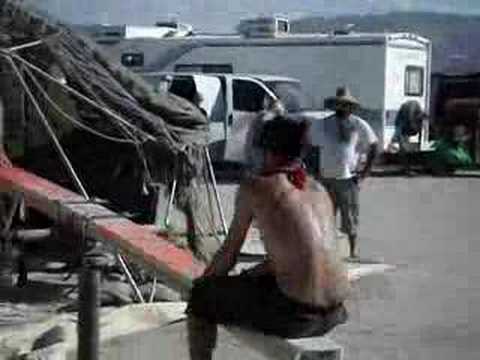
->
[[259, 116, 311, 159]]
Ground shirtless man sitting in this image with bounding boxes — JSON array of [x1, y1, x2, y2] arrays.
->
[[187, 116, 350, 360]]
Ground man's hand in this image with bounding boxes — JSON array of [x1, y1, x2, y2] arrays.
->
[[357, 170, 369, 183], [358, 143, 378, 183]]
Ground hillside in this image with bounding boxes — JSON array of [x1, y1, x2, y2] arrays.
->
[[292, 12, 480, 75]]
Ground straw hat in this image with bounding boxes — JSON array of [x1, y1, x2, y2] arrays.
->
[[335, 86, 360, 106]]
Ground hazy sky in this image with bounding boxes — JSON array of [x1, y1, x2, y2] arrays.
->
[[30, 0, 480, 31]]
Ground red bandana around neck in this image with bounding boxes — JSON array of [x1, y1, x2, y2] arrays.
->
[[263, 164, 307, 190]]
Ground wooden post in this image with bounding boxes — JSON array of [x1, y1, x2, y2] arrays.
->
[[77, 249, 115, 360]]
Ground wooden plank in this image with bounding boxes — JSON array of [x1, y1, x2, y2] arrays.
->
[[0, 167, 204, 292]]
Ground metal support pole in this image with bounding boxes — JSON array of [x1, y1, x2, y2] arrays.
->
[[204, 147, 228, 235], [8, 39, 43, 52], [77, 252, 109, 360], [163, 178, 177, 229], [0, 193, 22, 287], [78, 267, 99, 360], [115, 252, 145, 303]]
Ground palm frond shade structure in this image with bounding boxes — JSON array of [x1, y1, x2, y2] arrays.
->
[[0, 0, 217, 260]]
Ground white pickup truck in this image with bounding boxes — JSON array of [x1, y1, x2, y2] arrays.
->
[[141, 72, 330, 164]]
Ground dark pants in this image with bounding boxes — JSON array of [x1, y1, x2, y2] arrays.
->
[[321, 178, 359, 240], [187, 274, 347, 339]]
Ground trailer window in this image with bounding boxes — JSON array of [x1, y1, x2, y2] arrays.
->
[[233, 80, 267, 112], [277, 19, 289, 33], [121, 53, 144, 67], [405, 66, 424, 96]]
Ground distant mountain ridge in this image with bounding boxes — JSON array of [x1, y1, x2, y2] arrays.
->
[[292, 12, 480, 75]]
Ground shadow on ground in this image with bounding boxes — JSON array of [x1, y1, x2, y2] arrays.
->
[[0, 280, 74, 304]]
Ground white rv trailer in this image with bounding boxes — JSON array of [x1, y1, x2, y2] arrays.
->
[[98, 17, 432, 150]]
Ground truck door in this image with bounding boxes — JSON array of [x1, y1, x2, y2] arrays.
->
[[224, 78, 276, 163], [192, 75, 225, 140], [191, 75, 228, 162]]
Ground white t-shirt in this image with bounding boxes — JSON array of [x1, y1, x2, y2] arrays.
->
[[310, 114, 378, 179]]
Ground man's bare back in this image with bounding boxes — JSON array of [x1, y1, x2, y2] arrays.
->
[[187, 117, 349, 359], [245, 173, 350, 308]]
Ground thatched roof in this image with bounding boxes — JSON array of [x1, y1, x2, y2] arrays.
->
[[0, 0, 211, 223]]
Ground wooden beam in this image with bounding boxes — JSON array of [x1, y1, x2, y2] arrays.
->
[[0, 167, 204, 292]]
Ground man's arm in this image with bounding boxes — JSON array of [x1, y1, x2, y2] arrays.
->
[[360, 142, 378, 179], [203, 183, 253, 277], [357, 118, 378, 179]]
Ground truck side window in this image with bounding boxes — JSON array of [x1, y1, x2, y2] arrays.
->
[[233, 80, 267, 112], [169, 77, 197, 102]]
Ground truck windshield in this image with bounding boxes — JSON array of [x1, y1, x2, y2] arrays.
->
[[265, 81, 314, 112]]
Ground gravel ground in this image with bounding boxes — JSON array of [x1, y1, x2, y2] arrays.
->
[[164, 175, 478, 359], [0, 174, 477, 359], [328, 175, 478, 360]]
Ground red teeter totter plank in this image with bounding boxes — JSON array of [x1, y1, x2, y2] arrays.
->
[[0, 167, 204, 292]]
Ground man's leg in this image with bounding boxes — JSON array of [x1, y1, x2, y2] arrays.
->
[[400, 137, 413, 175], [347, 179, 360, 258], [186, 274, 267, 359], [337, 179, 359, 258], [187, 314, 218, 360], [321, 179, 339, 226]]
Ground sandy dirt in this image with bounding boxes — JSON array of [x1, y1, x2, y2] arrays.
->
[[0, 175, 477, 359]]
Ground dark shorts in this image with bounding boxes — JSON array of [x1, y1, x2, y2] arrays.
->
[[187, 274, 347, 339]]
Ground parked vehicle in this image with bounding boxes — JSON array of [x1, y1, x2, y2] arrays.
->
[[141, 71, 330, 163], [95, 16, 432, 151]]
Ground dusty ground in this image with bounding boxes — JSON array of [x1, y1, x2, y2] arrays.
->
[[0, 174, 477, 359], [210, 175, 477, 360], [329, 175, 477, 360]]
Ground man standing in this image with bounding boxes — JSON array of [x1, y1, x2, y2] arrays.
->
[[390, 100, 427, 175], [310, 87, 378, 259], [187, 117, 349, 360]]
